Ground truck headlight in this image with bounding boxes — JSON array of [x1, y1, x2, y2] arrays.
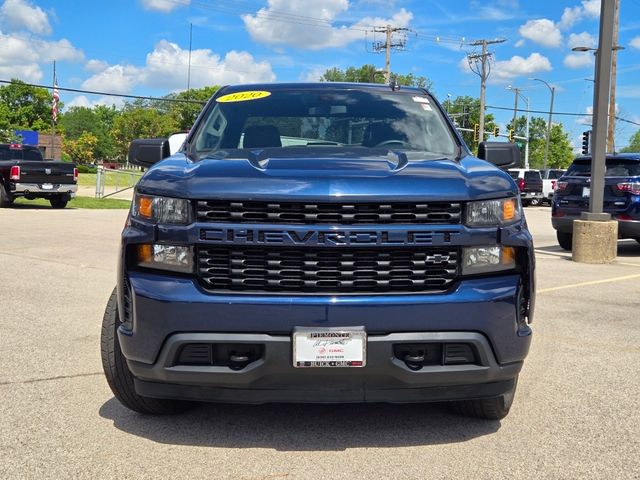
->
[[136, 244, 193, 273], [132, 193, 192, 224], [465, 198, 521, 227], [461, 246, 515, 275]]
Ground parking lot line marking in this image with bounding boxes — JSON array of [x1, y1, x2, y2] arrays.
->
[[538, 273, 640, 293]]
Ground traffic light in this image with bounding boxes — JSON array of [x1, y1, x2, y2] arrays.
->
[[473, 123, 479, 142], [582, 130, 591, 155], [493, 126, 499, 137], [508, 129, 514, 142]]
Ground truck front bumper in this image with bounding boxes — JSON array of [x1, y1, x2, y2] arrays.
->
[[119, 272, 531, 404]]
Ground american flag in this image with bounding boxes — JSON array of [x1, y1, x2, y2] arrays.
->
[[52, 78, 59, 123]]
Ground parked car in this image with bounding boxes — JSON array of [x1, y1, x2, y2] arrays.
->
[[552, 153, 640, 250], [508, 169, 543, 206], [0, 143, 77, 208], [101, 82, 535, 420], [540, 168, 566, 204]]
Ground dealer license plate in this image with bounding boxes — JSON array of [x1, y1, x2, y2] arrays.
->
[[582, 187, 590, 197], [41, 183, 53, 190], [293, 327, 366, 368]]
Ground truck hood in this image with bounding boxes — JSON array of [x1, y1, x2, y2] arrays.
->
[[137, 149, 517, 202]]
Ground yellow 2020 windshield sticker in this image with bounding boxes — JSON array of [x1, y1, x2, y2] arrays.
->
[[216, 91, 271, 103]]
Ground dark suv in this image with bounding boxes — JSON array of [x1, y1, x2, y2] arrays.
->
[[552, 153, 640, 250]]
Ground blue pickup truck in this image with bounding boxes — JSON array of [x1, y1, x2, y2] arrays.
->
[[101, 83, 535, 420]]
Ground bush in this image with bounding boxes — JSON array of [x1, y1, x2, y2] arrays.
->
[[76, 164, 97, 174]]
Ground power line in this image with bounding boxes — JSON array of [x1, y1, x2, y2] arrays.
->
[[0, 79, 206, 104]]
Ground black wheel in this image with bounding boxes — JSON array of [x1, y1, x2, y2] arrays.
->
[[522, 200, 531, 207], [530, 198, 541, 207], [101, 287, 193, 414], [449, 377, 518, 420], [0, 184, 13, 208], [49, 196, 68, 209], [557, 231, 573, 251]]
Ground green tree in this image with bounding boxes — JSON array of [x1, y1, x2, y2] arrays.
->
[[508, 116, 573, 168], [0, 79, 61, 131], [321, 64, 432, 89], [164, 86, 219, 131], [621, 130, 640, 152], [446, 96, 497, 152], [111, 104, 178, 160], [60, 105, 119, 160], [63, 131, 99, 163]]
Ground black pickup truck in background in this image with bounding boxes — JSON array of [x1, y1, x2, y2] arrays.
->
[[0, 143, 77, 208]]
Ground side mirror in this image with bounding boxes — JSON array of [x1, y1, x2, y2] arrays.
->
[[128, 138, 170, 168], [477, 141, 520, 169]]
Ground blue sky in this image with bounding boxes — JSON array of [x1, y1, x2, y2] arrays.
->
[[1, 0, 639, 150]]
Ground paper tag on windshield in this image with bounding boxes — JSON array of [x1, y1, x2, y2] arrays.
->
[[412, 96, 430, 104]]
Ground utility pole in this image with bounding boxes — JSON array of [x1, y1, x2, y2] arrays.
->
[[606, 0, 619, 152], [371, 25, 410, 83], [467, 38, 505, 143], [509, 87, 520, 131]]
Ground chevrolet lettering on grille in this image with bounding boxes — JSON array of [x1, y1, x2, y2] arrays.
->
[[199, 228, 460, 247]]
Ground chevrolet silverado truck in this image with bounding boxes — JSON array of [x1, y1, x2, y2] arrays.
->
[[101, 83, 535, 420], [0, 143, 77, 208]]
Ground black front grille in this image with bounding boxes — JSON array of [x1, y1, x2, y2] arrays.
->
[[197, 247, 459, 293], [196, 201, 461, 225]]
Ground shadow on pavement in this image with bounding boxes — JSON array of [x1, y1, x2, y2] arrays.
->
[[99, 397, 500, 450]]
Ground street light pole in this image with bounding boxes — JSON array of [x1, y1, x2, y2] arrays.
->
[[530, 78, 555, 171]]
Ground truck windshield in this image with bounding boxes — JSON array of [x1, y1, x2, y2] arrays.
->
[[0, 145, 43, 161], [566, 160, 640, 177], [191, 88, 458, 159]]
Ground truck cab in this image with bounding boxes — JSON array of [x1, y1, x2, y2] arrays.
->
[[101, 83, 535, 420]]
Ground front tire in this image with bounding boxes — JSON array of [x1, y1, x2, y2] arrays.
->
[[101, 287, 192, 414], [49, 196, 68, 209], [449, 377, 518, 420], [557, 231, 573, 251]]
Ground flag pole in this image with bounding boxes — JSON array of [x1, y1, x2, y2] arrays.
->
[[51, 60, 56, 159]]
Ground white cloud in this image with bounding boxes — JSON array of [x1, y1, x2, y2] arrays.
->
[[141, 40, 275, 89], [518, 19, 562, 48], [559, 1, 600, 29], [242, 0, 412, 50], [581, 0, 601, 18], [0, 63, 41, 82], [85, 59, 109, 73], [139, 0, 190, 13], [0, 31, 84, 82], [82, 64, 142, 94], [0, 0, 51, 35], [568, 31, 596, 49], [490, 53, 552, 82], [563, 53, 594, 68], [514, 39, 525, 48], [66, 95, 123, 109], [39, 38, 84, 62], [630, 37, 640, 50], [80, 40, 276, 95], [576, 105, 592, 126], [299, 66, 327, 82]]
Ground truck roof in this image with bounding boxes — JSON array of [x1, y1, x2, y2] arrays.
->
[[218, 82, 429, 95], [575, 152, 640, 161]]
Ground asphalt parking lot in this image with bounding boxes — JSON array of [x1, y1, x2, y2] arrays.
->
[[1, 205, 639, 479]]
